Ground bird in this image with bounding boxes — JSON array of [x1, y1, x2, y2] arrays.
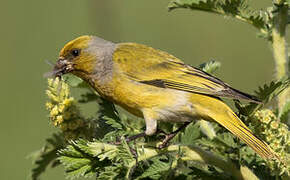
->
[[52, 35, 276, 160]]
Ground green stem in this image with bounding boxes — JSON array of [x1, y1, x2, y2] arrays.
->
[[89, 142, 246, 179], [271, 4, 289, 111], [180, 146, 244, 180]]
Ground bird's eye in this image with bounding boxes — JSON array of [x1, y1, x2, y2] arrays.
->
[[71, 49, 80, 57]]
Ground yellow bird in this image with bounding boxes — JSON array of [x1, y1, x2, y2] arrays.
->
[[52, 35, 276, 160]]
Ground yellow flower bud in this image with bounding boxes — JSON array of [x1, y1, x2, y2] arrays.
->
[[46, 90, 59, 102], [262, 116, 271, 124], [266, 136, 272, 142], [270, 140, 281, 150], [266, 110, 275, 119], [53, 120, 59, 126], [50, 106, 59, 117], [278, 126, 288, 137], [63, 98, 74, 106], [58, 104, 65, 113], [45, 102, 53, 110], [56, 115, 64, 124], [270, 121, 279, 129], [52, 77, 60, 88]]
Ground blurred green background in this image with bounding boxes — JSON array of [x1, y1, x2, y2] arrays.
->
[[0, 0, 285, 179]]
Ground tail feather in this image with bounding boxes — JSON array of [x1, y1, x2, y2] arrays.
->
[[191, 94, 277, 160], [213, 110, 276, 159]]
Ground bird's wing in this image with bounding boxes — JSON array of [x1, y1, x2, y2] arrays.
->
[[113, 43, 260, 103]]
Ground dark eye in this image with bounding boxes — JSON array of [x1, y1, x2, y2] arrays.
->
[[71, 49, 80, 57]]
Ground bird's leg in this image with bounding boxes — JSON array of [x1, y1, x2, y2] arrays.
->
[[112, 132, 146, 145], [126, 132, 147, 142], [112, 116, 158, 145], [113, 128, 166, 145], [158, 122, 191, 149]]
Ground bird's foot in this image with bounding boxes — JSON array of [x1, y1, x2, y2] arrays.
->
[[158, 133, 177, 149], [158, 122, 191, 149], [110, 122, 191, 150]]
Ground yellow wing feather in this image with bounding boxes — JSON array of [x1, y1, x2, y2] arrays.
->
[[113, 43, 260, 103]]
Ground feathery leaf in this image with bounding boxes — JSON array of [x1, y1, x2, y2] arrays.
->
[[30, 133, 65, 180]]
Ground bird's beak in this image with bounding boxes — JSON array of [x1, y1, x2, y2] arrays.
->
[[53, 58, 73, 77]]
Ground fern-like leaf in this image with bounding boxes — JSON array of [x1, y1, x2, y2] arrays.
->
[[58, 139, 97, 179], [138, 157, 171, 180], [168, 0, 268, 32], [30, 133, 65, 180], [199, 60, 221, 74], [97, 166, 122, 180], [180, 122, 201, 145], [235, 77, 290, 116]]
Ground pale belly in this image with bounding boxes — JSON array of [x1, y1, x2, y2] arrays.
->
[[153, 105, 196, 123]]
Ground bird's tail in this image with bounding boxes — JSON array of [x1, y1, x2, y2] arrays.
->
[[215, 110, 275, 159], [193, 95, 277, 160]]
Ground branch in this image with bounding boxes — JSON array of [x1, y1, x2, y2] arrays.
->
[[271, 2, 289, 111]]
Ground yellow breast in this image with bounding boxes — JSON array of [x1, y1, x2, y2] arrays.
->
[[107, 74, 191, 118]]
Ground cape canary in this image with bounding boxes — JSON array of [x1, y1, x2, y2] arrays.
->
[[52, 35, 276, 160]]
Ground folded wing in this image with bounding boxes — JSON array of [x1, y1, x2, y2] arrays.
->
[[114, 43, 260, 103]]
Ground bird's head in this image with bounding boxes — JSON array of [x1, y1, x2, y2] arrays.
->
[[52, 35, 116, 80]]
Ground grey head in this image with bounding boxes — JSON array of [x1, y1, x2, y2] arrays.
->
[[53, 35, 117, 84]]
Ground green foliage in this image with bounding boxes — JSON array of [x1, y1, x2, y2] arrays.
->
[[58, 139, 136, 179], [137, 156, 171, 180], [58, 139, 97, 179], [29, 133, 65, 180], [235, 77, 290, 116], [199, 60, 221, 74], [180, 122, 201, 145], [255, 77, 290, 105], [168, 0, 269, 35]]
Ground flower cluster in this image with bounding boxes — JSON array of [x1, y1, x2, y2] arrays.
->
[[253, 109, 289, 176], [46, 78, 93, 140]]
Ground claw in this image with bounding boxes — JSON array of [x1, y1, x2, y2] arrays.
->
[[158, 122, 191, 149]]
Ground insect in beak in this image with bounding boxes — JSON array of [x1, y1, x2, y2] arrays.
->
[[43, 58, 73, 78]]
